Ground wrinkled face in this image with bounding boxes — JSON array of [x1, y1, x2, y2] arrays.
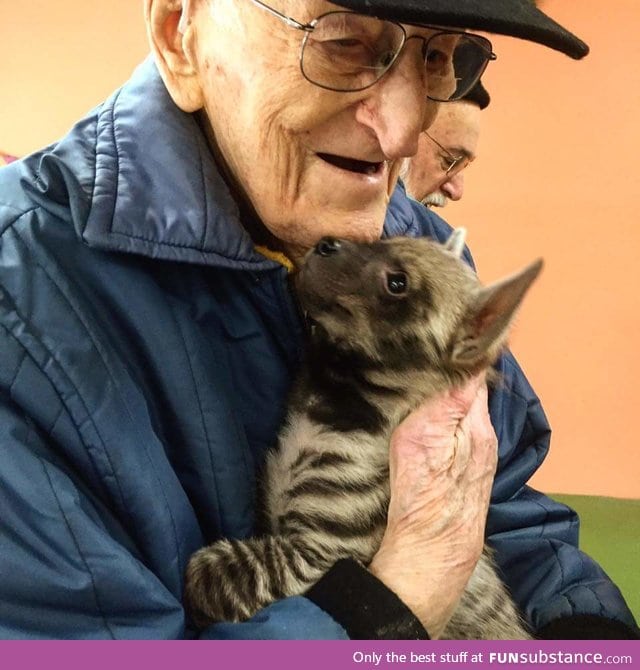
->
[[180, 0, 441, 259], [403, 100, 481, 206], [297, 236, 477, 360]]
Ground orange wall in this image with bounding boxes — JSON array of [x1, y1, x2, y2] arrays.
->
[[2, 1, 639, 498], [445, 0, 640, 499], [2, 0, 149, 157]]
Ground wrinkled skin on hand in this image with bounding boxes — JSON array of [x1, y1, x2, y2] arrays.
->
[[369, 375, 498, 639]]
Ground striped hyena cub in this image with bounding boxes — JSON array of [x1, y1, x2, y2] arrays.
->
[[185, 230, 542, 639]]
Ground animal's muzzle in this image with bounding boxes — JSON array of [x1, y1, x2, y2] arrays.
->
[[314, 237, 342, 257]]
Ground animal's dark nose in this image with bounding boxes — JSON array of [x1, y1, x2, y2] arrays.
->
[[315, 237, 342, 257]]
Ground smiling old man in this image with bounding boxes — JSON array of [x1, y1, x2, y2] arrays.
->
[[0, 0, 637, 640]]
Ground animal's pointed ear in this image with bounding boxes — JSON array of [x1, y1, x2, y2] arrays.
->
[[451, 259, 543, 368], [444, 227, 467, 258]]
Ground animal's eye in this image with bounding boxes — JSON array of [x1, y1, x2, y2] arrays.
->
[[385, 271, 408, 296]]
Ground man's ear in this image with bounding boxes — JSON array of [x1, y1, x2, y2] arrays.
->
[[451, 259, 543, 368], [145, 0, 204, 112]]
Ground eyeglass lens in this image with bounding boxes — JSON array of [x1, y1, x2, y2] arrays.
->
[[300, 12, 491, 102]]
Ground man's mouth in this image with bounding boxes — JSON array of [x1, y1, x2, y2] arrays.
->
[[317, 152, 384, 176]]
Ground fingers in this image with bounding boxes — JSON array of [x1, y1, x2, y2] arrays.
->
[[462, 381, 498, 480], [390, 373, 486, 455], [450, 372, 486, 412], [387, 375, 497, 530], [391, 373, 489, 460], [450, 380, 491, 479]]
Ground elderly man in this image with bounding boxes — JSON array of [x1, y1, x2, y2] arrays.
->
[[402, 82, 489, 207], [0, 0, 637, 640]]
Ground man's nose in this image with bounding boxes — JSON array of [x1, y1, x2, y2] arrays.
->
[[354, 44, 434, 160], [441, 171, 465, 202]]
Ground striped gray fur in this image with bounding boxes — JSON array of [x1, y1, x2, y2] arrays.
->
[[185, 232, 542, 638]]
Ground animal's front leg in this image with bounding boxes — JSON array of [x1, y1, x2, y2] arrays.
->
[[184, 534, 332, 627]]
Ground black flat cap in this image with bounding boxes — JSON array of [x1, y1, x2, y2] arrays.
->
[[331, 0, 589, 59]]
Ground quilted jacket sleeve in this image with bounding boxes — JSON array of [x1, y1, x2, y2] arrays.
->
[[0, 326, 351, 640], [0, 397, 181, 638], [0, 189, 421, 640], [0, 222, 349, 639], [487, 351, 638, 638], [0, 382, 417, 640]]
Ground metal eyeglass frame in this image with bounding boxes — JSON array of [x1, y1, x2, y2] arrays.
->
[[245, 0, 496, 102], [423, 131, 474, 175]]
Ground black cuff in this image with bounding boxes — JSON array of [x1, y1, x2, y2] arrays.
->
[[537, 615, 640, 640], [305, 558, 429, 640]]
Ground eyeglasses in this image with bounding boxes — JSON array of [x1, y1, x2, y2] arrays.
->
[[424, 131, 474, 175], [247, 0, 496, 102]]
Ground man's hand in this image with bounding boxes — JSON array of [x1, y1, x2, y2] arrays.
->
[[369, 375, 498, 639]]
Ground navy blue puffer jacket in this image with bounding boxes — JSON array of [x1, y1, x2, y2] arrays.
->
[[0, 59, 636, 639]]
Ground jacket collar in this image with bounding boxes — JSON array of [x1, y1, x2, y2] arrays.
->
[[78, 58, 417, 269]]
